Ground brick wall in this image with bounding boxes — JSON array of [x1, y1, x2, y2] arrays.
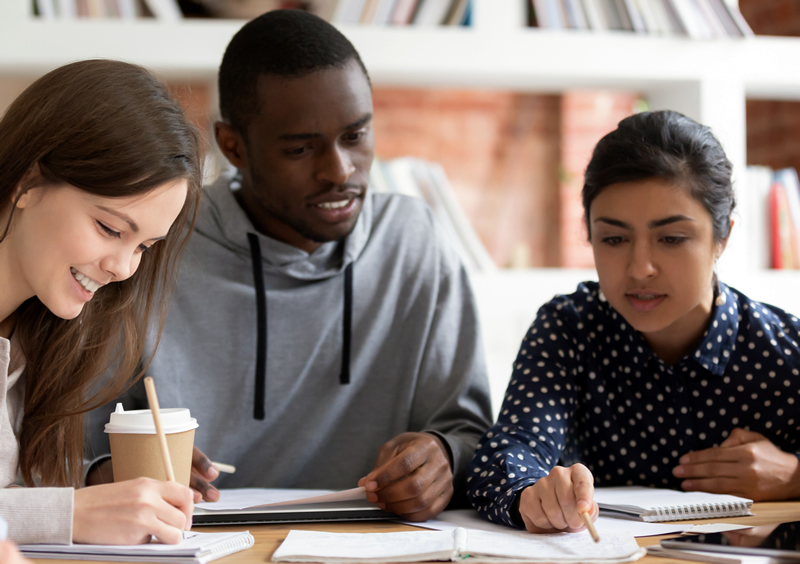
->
[[740, 0, 800, 172]]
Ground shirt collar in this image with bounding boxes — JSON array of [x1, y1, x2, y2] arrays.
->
[[689, 282, 739, 376]]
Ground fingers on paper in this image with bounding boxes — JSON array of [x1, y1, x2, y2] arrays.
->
[[519, 464, 595, 533]]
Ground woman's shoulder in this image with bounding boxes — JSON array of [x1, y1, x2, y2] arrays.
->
[[724, 283, 800, 326], [532, 281, 611, 329]]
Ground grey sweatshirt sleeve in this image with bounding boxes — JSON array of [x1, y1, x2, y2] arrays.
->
[[411, 243, 494, 506], [0, 487, 73, 544]]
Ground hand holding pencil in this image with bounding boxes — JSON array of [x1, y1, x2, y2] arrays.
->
[[516, 463, 600, 540]]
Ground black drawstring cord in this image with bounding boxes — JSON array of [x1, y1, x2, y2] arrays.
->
[[340, 263, 353, 384], [247, 233, 267, 420]]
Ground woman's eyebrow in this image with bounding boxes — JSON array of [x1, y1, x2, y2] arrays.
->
[[593, 215, 694, 229], [97, 205, 138, 232]]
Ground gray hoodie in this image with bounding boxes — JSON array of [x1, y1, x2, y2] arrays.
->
[[87, 174, 492, 500]]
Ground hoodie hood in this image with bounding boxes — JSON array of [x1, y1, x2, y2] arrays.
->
[[195, 171, 373, 281]]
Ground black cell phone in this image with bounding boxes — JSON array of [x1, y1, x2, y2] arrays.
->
[[661, 521, 800, 560]]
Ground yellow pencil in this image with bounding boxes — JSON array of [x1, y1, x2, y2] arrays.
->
[[144, 377, 175, 482], [580, 510, 600, 543]]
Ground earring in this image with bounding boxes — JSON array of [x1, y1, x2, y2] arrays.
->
[[715, 291, 726, 307]]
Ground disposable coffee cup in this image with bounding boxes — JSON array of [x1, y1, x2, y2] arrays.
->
[[104, 403, 198, 487]]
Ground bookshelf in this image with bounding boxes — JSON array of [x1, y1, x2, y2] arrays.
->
[[2, 0, 800, 413]]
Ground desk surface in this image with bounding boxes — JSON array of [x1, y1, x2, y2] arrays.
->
[[30, 501, 800, 564]]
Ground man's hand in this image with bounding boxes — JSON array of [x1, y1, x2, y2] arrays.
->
[[673, 428, 800, 501], [517, 464, 598, 534], [189, 446, 220, 503], [358, 432, 453, 521]]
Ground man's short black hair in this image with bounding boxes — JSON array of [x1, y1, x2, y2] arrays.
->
[[219, 9, 370, 134]]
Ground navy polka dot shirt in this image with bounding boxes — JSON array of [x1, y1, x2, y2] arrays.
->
[[467, 281, 800, 528]]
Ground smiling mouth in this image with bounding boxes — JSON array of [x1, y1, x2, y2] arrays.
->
[[71, 267, 103, 293], [315, 199, 351, 210]]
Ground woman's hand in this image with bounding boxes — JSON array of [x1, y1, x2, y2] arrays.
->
[[517, 464, 599, 533], [673, 428, 800, 501], [0, 541, 32, 564], [73, 478, 194, 545]]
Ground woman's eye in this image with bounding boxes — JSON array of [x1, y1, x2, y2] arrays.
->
[[97, 221, 120, 238], [601, 236, 624, 246], [661, 236, 687, 245]]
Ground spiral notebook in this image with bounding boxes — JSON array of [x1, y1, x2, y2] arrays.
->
[[19, 530, 254, 563], [594, 487, 753, 522]]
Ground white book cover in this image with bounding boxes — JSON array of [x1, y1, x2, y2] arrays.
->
[[55, 0, 76, 17], [370, 0, 397, 23], [334, 0, 368, 23], [599, 0, 624, 30], [36, 0, 57, 18], [745, 165, 774, 270], [563, 0, 589, 29], [581, 0, 609, 30], [633, 0, 661, 33], [621, 0, 646, 32], [706, 0, 741, 35], [648, 0, 678, 33], [692, 0, 726, 37], [668, 0, 709, 37], [117, 0, 138, 18], [532, 0, 551, 27], [141, 0, 181, 20], [413, 0, 452, 25], [594, 486, 752, 522], [21, 531, 255, 564], [721, 0, 753, 35]]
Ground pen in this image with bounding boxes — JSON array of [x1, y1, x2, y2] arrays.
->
[[580, 510, 600, 543], [143, 377, 176, 482], [211, 461, 237, 474]]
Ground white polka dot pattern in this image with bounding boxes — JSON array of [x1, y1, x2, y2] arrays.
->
[[466, 281, 800, 528]]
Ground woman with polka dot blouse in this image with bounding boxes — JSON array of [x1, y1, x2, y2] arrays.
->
[[467, 110, 800, 534]]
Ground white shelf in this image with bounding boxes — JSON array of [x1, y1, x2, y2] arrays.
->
[[1, 20, 800, 98], [2, 0, 799, 275]]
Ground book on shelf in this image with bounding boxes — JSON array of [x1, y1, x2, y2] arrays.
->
[[329, 0, 471, 26], [371, 157, 495, 272], [748, 165, 800, 270], [528, 0, 752, 37]]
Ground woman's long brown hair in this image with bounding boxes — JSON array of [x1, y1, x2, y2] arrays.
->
[[0, 60, 203, 488]]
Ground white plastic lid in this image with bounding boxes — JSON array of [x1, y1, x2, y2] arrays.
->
[[104, 403, 199, 434]]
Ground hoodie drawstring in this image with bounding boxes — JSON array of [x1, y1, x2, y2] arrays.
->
[[247, 234, 354, 420], [340, 263, 353, 384], [247, 233, 268, 420]]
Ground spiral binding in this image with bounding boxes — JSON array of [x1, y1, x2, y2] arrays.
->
[[644, 501, 750, 522]]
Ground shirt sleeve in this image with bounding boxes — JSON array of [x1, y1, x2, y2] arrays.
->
[[0, 487, 73, 544], [411, 229, 494, 508], [467, 296, 582, 527]]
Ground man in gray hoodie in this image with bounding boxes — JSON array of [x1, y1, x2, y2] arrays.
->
[[88, 9, 492, 521]]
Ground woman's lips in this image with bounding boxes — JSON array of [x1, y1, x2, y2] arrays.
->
[[625, 292, 667, 312]]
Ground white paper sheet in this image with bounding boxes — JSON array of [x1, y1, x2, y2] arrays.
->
[[405, 509, 691, 538], [272, 528, 645, 563], [195, 487, 366, 511]]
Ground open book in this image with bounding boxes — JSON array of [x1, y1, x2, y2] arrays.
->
[[594, 487, 753, 522], [272, 528, 646, 563], [19, 531, 254, 564]]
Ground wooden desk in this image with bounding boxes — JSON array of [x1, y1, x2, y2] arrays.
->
[[30, 501, 800, 564]]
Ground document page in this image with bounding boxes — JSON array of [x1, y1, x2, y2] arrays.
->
[[196, 487, 366, 511]]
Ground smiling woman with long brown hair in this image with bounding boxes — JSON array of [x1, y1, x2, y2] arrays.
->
[[0, 59, 203, 544], [467, 110, 800, 534]]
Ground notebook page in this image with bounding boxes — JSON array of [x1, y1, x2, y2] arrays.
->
[[464, 530, 645, 563]]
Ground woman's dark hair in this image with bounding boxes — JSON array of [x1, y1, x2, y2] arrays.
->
[[219, 9, 370, 135], [0, 59, 203, 487], [582, 110, 735, 243]]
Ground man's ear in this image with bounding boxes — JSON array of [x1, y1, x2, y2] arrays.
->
[[214, 121, 248, 169]]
